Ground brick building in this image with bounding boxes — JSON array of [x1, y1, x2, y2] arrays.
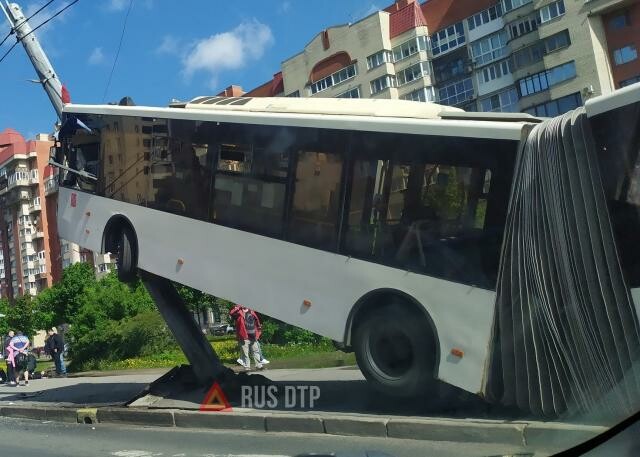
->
[[223, 0, 640, 116]]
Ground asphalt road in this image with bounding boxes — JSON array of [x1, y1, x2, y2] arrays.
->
[[0, 417, 535, 457]]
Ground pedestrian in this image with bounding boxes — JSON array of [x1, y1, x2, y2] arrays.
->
[[49, 327, 67, 377], [4, 330, 15, 386], [229, 305, 263, 370], [9, 331, 30, 386]]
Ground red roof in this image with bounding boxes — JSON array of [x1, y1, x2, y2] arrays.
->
[[388, 0, 428, 38], [310, 52, 353, 83], [0, 128, 27, 165], [420, 0, 497, 33], [244, 72, 284, 97]]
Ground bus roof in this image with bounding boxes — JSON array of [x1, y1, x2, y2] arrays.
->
[[585, 81, 640, 117], [63, 97, 532, 141]]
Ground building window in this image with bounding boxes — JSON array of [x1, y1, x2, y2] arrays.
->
[[401, 86, 435, 102], [508, 14, 539, 40], [337, 87, 361, 98], [286, 91, 300, 97], [523, 92, 582, 117], [503, 0, 532, 13], [544, 30, 570, 53], [431, 23, 465, 57], [511, 30, 571, 71], [370, 75, 396, 94], [620, 75, 640, 87], [478, 59, 512, 84], [538, 0, 565, 24], [614, 45, 638, 65], [310, 63, 357, 94], [479, 87, 519, 112], [517, 61, 576, 97], [468, 3, 503, 31], [470, 30, 508, 67], [433, 56, 467, 83], [438, 77, 474, 106], [396, 62, 430, 86], [392, 36, 428, 62], [367, 50, 393, 69], [610, 12, 630, 30]]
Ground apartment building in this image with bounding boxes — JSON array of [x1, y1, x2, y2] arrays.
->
[[0, 128, 56, 298], [0, 128, 114, 299], [228, 0, 638, 117]]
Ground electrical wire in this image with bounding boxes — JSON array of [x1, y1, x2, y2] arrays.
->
[[0, 0, 80, 65], [0, 0, 56, 48], [102, 0, 133, 103]]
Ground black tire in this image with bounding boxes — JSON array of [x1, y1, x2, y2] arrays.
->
[[115, 225, 137, 282], [353, 303, 436, 397]]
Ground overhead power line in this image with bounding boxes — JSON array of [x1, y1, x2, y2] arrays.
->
[[0, 0, 56, 48], [102, 0, 133, 102], [0, 0, 80, 65]]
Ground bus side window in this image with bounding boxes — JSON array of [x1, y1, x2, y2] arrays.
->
[[288, 150, 344, 251], [211, 125, 291, 238], [345, 154, 497, 288]]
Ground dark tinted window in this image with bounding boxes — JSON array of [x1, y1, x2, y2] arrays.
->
[[211, 124, 292, 238], [344, 132, 515, 289], [591, 102, 640, 287], [288, 130, 347, 251]]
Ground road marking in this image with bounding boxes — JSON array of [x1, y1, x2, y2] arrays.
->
[[111, 451, 163, 457]]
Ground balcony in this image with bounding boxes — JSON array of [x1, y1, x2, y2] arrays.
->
[[44, 177, 58, 196], [8, 171, 30, 189], [29, 170, 39, 185], [33, 230, 44, 239], [29, 197, 41, 212]]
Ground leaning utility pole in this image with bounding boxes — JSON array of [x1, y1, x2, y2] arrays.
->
[[1, 1, 65, 119]]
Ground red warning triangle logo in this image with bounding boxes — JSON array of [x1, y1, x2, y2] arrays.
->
[[199, 381, 232, 412]]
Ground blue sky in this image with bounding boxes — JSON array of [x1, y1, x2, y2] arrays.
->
[[0, 0, 382, 138]]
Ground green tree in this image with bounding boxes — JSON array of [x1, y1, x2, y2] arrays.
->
[[37, 262, 96, 325], [0, 295, 53, 338]]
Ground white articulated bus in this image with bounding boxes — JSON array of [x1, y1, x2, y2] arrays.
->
[[52, 87, 640, 415]]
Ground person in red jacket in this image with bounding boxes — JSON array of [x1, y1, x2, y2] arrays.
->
[[229, 305, 263, 370]]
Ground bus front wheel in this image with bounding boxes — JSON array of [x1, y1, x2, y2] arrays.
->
[[115, 225, 137, 282], [353, 304, 436, 397]]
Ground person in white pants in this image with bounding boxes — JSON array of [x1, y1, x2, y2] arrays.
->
[[230, 305, 264, 370]]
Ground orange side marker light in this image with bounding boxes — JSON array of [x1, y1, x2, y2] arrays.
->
[[303, 299, 312, 307], [450, 348, 464, 358]]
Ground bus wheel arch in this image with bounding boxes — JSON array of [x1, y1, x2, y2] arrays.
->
[[346, 289, 440, 397], [103, 215, 138, 282]]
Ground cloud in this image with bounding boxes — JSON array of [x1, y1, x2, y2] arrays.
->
[[106, 0, 128, 11], [182, 20, 274, 89], [278, 1, 291, 14], [106, 0, 152, 12], [88, 47, 105, 65], [156, 35, 181, 56], [22, 1, 71, 36]]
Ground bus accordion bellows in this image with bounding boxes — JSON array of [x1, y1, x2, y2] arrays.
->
[[52, 87, 640, 418]]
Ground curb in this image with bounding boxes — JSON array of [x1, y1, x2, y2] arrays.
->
[[0, 405, 606, 447]]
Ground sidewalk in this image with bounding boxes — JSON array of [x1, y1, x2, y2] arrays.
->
[[0, 366, 607, 452]]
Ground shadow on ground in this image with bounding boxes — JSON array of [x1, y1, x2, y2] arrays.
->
[[0, 382, 149, 407], [136, 365, 524, 420]]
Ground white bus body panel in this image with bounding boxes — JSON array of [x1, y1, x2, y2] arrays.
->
[[58, 187, 496, 395]]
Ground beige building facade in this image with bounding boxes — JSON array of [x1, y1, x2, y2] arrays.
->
[[232, 0, 640, 118]]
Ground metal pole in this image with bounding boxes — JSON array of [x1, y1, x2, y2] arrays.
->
[[2, 2, 64, 119]]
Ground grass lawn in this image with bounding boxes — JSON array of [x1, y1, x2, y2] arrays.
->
[[75, 338, 355, 372]]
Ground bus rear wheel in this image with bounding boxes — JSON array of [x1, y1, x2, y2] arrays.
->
[[114, 225, 137, 282], [353, 303, 436, 397]]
